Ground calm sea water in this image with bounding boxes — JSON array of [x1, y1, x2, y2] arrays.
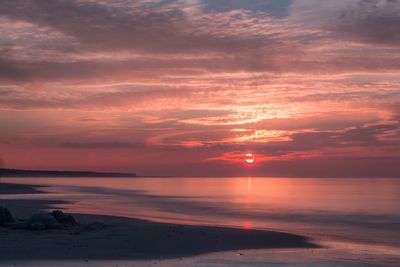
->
[[2, 177, 400, 266]]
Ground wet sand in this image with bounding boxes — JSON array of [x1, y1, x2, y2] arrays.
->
[[0, 182, 47, 195], [0, 183, 317, 262]]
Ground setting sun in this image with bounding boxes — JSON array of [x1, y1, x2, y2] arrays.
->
[[245, 153, 255, 164]]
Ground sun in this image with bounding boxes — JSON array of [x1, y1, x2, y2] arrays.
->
[[245, 153, 255, 164]]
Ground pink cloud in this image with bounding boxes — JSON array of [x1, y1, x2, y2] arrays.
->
[[0, 0, 399, 177]]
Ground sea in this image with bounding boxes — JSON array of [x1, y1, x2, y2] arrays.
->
[[1, 177, 400, 266]]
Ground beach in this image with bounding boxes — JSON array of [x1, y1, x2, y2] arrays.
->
[[0, 182, 315, 264]]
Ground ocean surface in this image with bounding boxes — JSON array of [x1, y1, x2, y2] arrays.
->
[[1, 177, 400, 266]]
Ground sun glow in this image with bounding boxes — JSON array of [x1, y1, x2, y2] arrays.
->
[[245, 153, 255, 164]]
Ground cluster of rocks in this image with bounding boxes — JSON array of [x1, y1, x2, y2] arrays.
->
[[0, 206, 76, 230]]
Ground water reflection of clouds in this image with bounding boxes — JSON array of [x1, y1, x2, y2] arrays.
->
[[66, 185, 400, 236]]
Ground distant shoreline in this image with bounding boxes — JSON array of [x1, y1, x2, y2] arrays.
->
[[0, 168, 136, 178]]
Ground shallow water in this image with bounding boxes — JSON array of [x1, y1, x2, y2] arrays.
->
[[2, 177, 400, 266]]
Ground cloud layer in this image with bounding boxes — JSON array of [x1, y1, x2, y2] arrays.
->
[[0, 0, 399, 176]]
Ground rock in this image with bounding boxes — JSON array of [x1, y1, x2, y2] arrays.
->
[[0, 206, 14, 226], [50, 210, 76, 225], [27, 213, 61, 230]]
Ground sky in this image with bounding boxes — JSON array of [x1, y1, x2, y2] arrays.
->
[[0, 0, 399, 177]]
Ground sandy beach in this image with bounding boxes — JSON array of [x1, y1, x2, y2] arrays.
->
[[0, 183, 316, 263]]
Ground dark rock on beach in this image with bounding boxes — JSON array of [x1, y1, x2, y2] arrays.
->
[[27, 213, 62, 230], [0, 206, 15, 226], [1, 207, 78, 231], [50, 210, 76, 225]]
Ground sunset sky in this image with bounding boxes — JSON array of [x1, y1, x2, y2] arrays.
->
[[0, 0, 399, 177]]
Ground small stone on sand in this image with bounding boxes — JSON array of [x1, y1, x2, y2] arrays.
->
[[0, 206, 15, 226]]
